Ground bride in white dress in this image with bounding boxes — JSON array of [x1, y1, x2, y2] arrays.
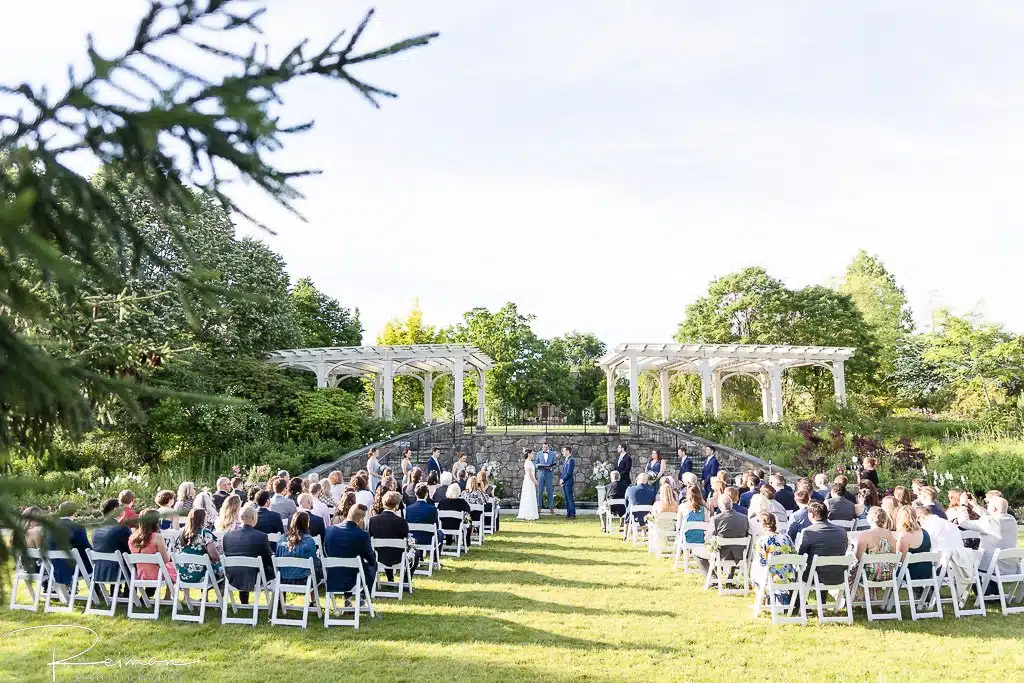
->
[[517, 450, 539, 520]]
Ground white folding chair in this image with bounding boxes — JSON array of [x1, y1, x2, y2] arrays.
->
[[9, 548, 45, 611], [980, 548, 1024, 616], [437, 511, 467, 557], [483, 499, 498, 535], [602, 498, 626, 534], [314, 536, 325, 557], [673, 521, 711, 572], [161, 529, 181, 547], [852, 552, 902, 621], [931, 550, 985, 618], [896, 551, 943, 620], [626, 505, 654, 545], [802, 555, 854, 624], [42, 549, 89, 614], [322, 558, 374, 629], [123, 553, 174, 620], [371, 538, 412, 600], [221, 556, 273, 626], [753, 553, 807, 625], [84, 549, 137, 617], [831, 519, 856, 532], [267, 533, 280, 545], [408, 523, 441, 576], [469, 504, 486, 546], [647, 512, 677, 558], [704, 537, 751, 595], [270, 557, 321, 628], [169, 553, 223, 624]]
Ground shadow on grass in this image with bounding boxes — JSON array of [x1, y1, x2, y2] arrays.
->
[[426, 589, 651, 617], [448, 567, 608, 590], [475, 548, 636, 567]]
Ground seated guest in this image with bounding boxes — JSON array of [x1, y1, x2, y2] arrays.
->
[[749, 485, 787, 522], [825, 482, 856, 521], [437, 483, 472, 546], [752, 512, 796, 596], [892, 485, 912, 507], [679, 485, 706, 544], [850, 507, 897, 596], [352, 474, 374, 511], [373, 476, 400, 515], [91, 499, 134, 581], [880, 495, 898, 525], [786, 489, 813, 540], [118, 489, 138, 522], [601, 471, 628, 533], [335, 491, 359, 527], [324, 505, 376, 595], [231, 477, 246, 500], [918, 486, 947, 519], [254, 490, 285, 541], [128, 508, 177, 587], [406, 484, 440, 548], [739, 474, 761, 509], [960, 495, 1018, 579], [796, 501, 848, 585], [297, 493, 326, 543], [834, 475, 857, 504], [155, 490, 178, 530], [699, 494, 749, 573], [726, 486, 747, 517], [855, 481, 880, 520], [47, 501, 93, 588], [895, 505, 933, 583], [653, 480, 679, 514], [625, 473, 657, 520], [287, 477, 304, 504], [170, 508, 224, 585], [706, 478, 726, 516], [461, 477, 487, 528], [432, 472, 454, 505], [212, 477, 232, 511], [328, 470, 345, 504], [175, 482, 196, 515], [425, 471, 441, 499], [270, 477, 298, 519], [916, 504, 964, 556], [215, 494, 244, 535], [770, 474, 796, 512], [223, 504, 275, 604], [811, 473, 830, 502], [275, 511, 322, 585], [308, 482, 332, 525], [403, 468, 424, 505], [368, 491, 416, 578]]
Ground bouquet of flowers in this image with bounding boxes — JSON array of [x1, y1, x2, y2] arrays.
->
[[481, 460, 501, 480], [592, 461, 611, 484]]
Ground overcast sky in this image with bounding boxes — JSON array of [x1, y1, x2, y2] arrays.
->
[[3, 1, 1022, 346]]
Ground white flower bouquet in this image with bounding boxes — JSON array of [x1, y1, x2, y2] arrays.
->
[[592, 461, 611, 484]]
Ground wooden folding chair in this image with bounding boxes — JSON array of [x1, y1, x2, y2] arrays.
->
[[896, 551, 944, 621], [322, 558, 373, 629], [704, 537, 751, 595], [84, 549, 138, 617], [371, 538, 412, 600], [625, 505, 653, 545], [931, 550, 985, 618], [270, 557, 321, 628], [802, 555, 854, 624], [980, 548, 1024, 616], [408, 523, 441, 576], [9, 548, 45, 612], [221, 556, 273, 626], [170, 553, 223, 624], [469, 504, 486, 546], [602, 498, 626, 534], [41, 549, 86, 614], [123, 552, 174, 621], [647, 512, 676, 558], [852, 552, 902, 621], [673, 521, 710, 572], [753, 553, 807, 625], [437, 511, 467, 557]]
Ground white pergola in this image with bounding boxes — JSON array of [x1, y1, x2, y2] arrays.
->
[[596, 343, 856, 427], [264, 344, 494, 426]]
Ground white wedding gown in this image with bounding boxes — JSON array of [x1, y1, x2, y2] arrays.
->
[[517, 460, 539, 520]]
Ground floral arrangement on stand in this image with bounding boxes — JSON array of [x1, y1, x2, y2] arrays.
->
[[592, 461, 611, 485]]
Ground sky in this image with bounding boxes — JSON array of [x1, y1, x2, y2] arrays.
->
[[3, 1, 1023, 347]]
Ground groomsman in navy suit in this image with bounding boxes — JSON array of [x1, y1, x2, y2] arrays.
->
[[701, 450, 720, 492], [677, 447, 693, 480], [559, 446, 577, 519], [425, 447, 443, 478], [535, 441, 558, 515]]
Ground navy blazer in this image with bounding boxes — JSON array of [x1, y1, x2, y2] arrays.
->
[[774, 486, 797, 512], [303, 510, 326, 544], [797, 521, 849, 584], [701, 455, 720, 487], [222, 526, 275, 591], [254, 507, 285, 548], [425, 456, 442, 477], [48, 518, 92, 585], [739, 488, 758, 510], [925, 503, 947, 520], [786, 507, 812, 540], [561, 457, 576, 483], [614, 453, 633, 480], [323, 522, 376, 593], [811, 488, 829, 503], [678, 455, 693, 478], [625, 484, 656, 521], [91, 524, 132, 582], [405, 500, 439, 545]]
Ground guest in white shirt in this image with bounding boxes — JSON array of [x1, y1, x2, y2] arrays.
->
[[916, 504, 975, 584], [307, 483, 332, 526], [327, 470, 345, 504], [353, 473, 375, 511]]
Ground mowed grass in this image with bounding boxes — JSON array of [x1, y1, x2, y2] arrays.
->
[[2, 519, 1024, 682]]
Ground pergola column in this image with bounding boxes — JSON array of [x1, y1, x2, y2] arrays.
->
[[628, 354, 639, 422], [314, 360, 329, 389], [759, 373, 772, 423], [659, 368, 671, 420], [768, 362, 784, 422], [605, 367, 618, 432], [476, 369, 486, 433], [453, 357, 465, 424], [832, 360, 847, 406], [698, 359, 713, 414], [423, 372, 433, 423], [711, 370, 723, 418], [373, 373, 382, 418], [381, 358, 394, 420]]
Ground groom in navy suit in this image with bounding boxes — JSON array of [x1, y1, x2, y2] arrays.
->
[[559, 446, 577, 519], [535, 440, 558, 515]]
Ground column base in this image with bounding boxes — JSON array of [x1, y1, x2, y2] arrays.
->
[[475, 425, 487, 433], [606, 423, 619, 434]]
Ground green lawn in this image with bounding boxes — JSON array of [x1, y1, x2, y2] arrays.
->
[[2, 519, 1024, 682]]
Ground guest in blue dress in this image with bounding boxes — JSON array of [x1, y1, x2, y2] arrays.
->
[[895, 505, 932, 581], [680, 486, 706, 543]]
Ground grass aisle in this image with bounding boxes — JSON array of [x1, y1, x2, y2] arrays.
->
[[2, 518, 1024, 681]]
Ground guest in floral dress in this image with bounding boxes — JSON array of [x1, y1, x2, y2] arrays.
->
[[752, 513, 796, 600], [850, 506, 897, 597], [170, 508, 224, 585]]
